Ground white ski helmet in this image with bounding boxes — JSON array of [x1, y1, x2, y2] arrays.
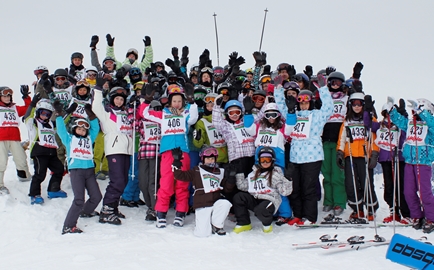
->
[[417, 98, 434, 115], [86, 66, 98, 73], [349, 92, 365, 101], [35, 99, 54, 112], [264, 103, 279, 112]]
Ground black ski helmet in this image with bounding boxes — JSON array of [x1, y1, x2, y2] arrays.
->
[[257, 146, 275, 168], [54, 68, 68, 78], [71, 52, 84, 60]]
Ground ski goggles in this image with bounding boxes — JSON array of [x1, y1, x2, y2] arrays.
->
[[259, 156, 273, 164], [204, 96, 216, 103], [39, 109, 52, 117], [87, 72, 97, 77], [75, 119, 90, 129], [297, 94, 312, 102], [0, 88, 13, 96], [252, 95, 265, 102], [129, 69, 142, 76], [76, 80, 90, 87], [201, 147, 218, 158], [350, 99, 364, 107], [201, 67, 213, 74], [104, 60, 114, 66], [159, 97, 168, 105], [213, 73, 224, 79], [133, 82, 144, 91], [113, 88, 128, 95], [260, 77, 271, 84], [265, 112, 280, 119], [242, 82, 252, 89], [168, 77, 178, 84], [34, 70, 46, 76], [219, 89, 229, 96], [227, 109, 241, 116], [283, 81, 300, 90], [194, 92, 206, 100], [330, 79, 343, 87], [167, 86, 183, 94], [55, 76, 66, 82]]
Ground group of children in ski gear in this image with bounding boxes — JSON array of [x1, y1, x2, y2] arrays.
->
[[2, 32, 434, 236]]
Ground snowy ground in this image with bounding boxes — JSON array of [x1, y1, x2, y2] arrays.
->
[[0, 155, 419, 270]]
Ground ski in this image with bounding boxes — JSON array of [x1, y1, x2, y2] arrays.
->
[[293, 234, 347, 250], [296, 223, 374, 229], [322, 235, 389, 253]]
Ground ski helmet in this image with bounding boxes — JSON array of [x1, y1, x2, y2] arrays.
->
[[194, 85, 207, 100], [155, 61, 165, 70], [213, 66, 224, 80], [245, 68, 254, 75], [259, 74, 271, 85], [349, 92, 365, 101], [126, 48, 138, 60], [34, 66, 48, 76], [417, 98, 434, 115], [199, 67, 213, 85], [150, 100, 162, 111], [257, 146, 276, 167], [86, 66, 98, 74], [73, 80, 91, 99], [252, 89, 267, 97], [0, 86, 13, 96], [292, 73, 310, 89], [204, 92, 218, 104], [264, 103, 279, 113], [71, 118, 90, 137], [224, 100, 242, 111], [217, 82, 231, 95], [167, 84, 185, 106], [199, 145, 218, 163], [35, 99, 54, 119], [327, 71, 345, 83], [54, 68, 68, 78], [109, 87, 128, 107], [103, 56, 116, 68], [277, 63, 289, 72], [283, 81, 300, 95], [71, 52, 84, 60], [297, 89, 314, 110]]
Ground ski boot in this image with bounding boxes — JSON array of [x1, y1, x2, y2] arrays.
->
[[62, 226, 83, 235], [99, 205, 121, 225], [173, 211, 186, 227]]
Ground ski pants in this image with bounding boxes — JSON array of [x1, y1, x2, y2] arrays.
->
[[103, 154, 130, 206], [233, 192, 276, 226], [321, 141, 346, 208], [403, 164, 434, 221], [155, 151, 190, 213], [121, 153, 140, 201], [93, 131, 108, 174], [344, 157, 379, 213], [138, 158, 159, 211], [0, 140, 31, 186], [222, 156, 255, 206], [381, 161, 410, 218], [290, 161, 322, 222], [64, 168, 102, 228], [29, 154, 64, 196], [194, 199, 232, 237]]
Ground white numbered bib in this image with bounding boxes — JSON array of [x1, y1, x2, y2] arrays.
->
[[202, 118, 226, 147], [70, 98, 90, 119], [247, 172, 274, 194], [347, 121, 365, 141], [53, 86, 72, 102], [0, 106, 19, 127], [255, 127, 279, 147], [114, 110, 132, 137], [199, 167, 224, 193], [232, 122, 254, 144], [143, 121, 161, 144], [290, 114, 312, 140], [405, 120, 428, 146], [70, 136, 93, 160], [161, 112, 186, 136], [328, 97, 348, 123], [375, 127, 399, 151], [36, 121, 58, 148]]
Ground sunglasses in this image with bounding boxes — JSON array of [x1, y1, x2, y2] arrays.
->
[[76, 80, 90, 87], [39, 109, 52, 117], [261, 77, 271, 84], [259, 156, 272, 163], [205, 96, 215, 103], [265, 112, 280, 119], [0, 88, 13, 96], [75, 120, 90, 129], [55, 76, 66, 81], [252, 95, 265, 102], [351, 100, 364, 107], [227, 109, 241, 116], [297, 94, 312, 102], [87, 72, 97, 77], [330, 79, 343, 87], [283, 81, 300, 90]]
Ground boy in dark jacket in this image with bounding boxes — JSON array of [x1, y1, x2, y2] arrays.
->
[[173, 145, 234, 237]]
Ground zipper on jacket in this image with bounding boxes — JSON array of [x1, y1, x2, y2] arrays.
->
[[112, 136, 118, 147]]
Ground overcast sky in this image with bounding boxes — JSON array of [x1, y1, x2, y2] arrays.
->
[[1, 0, 433, 110]]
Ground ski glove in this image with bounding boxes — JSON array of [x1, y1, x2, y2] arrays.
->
[[395, 98, 408, 117], [180, 46, 189, 67], [336, 150, 345, 170], [253, 51, 261, 66], [325, 66, 336, 75], [84, 104, 97, 120], [243, 96, 254, 115], [215, 94, 224, 107], [224, 163, 237, 185], [171, 147, 183, 171], [364, 95, 374, 113], [184, 83, 194, 104], [193, 129, 201, 141], [352, 62, 364, 79], [65, 103, 78, 115], [30, 92, 41, 107], [368, 151, 379, 169], [53, 100, 65, 117], [273, 75, 283, 87], [171, 47, 178, 59], [352, 80, 363, 92], [407, 99, 423, 114], [90, 35, 99, 49], [285, 95, 297, 114], [143, 36, 151, 46], [303, 65, 313, 79], [106, 34, 114, 46], [317, 74, 327, 88], [20, 85, 30, 99]]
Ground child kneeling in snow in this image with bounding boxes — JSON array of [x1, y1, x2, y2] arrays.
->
[[55, 102, 102, 234], [173, 146, 234, 237], [233, 147, 293, 233]]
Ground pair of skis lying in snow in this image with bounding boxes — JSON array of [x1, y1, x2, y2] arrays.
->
[[296, 214, 412, 229]]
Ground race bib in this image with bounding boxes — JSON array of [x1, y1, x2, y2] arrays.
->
[[347, 121, 365, 141], [328, 97, 348, 123], [375, 127, 399, 151], [161, 112, 186, 136], [53, 86, 72, 102], [290, 115, 312, 140], [114, 110, 132, 137], [247, 173, 274, 194], [405, 120, 428, 146], [255, 128, 279, 147], [199, 166, 224, 193], [0, 106, 19, 127], [70, 98, 90, 119], [36, 121, 58, 148], [232, 122, 254, 144], [202, 118, 226, 147], [143, 121, 161, 144], [70, 136, 93, 160]]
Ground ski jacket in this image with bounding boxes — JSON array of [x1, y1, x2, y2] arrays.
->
[[0, 98, 30, 141], [139, 102, 198, 154], [236, 166, 292, 213], [56, 117, 99, 170], [285, 86, 333, 164], [390, 109, 434, 165], [192, 114, 228, 163], [337, 117, 379, 158], [25, 108, 58, 158], [322, 94, 349, 143], [212, 106, 255, 162], [174, 164, 233, 209], [106, 45, 153, 73], [92, 88, 133, 156]]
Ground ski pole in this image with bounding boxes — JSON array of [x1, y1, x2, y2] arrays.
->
[[364, 126, 379, 237], [131, 99, 137, 181], [346, 126, 362, 218], [258, 8, 268, 52], [154, 142, 159, 198], [213, 13, 220, 66], [387, 114, 397, 233]]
